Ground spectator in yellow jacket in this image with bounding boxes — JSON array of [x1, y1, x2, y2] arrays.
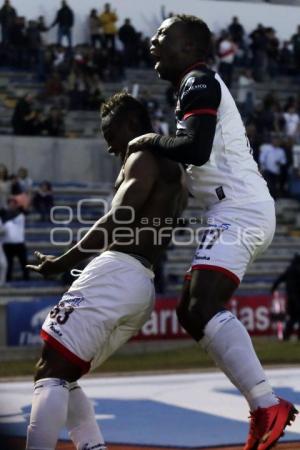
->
[[99, 3, 117, 53]]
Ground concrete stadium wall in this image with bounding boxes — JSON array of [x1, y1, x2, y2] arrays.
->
[[0, 136, 120, 184], [10, 0, 300, 42], [1, 139, 299, 184]]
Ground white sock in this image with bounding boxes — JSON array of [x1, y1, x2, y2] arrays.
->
[[26, 378, 70, 450], [200, 311, 278, 411], [67, 382, 106, 450]]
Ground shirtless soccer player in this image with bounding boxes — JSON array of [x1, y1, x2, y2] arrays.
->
[[25, 92, 187, 450], [128, 15, 298, 450]]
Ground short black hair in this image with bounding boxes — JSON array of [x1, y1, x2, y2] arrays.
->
[[101, 91, 152, 132], [172, 14, 212, 59]]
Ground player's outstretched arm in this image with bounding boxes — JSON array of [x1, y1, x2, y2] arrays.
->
[[27, 151, 158, 277], [127, 114, 217, 166]]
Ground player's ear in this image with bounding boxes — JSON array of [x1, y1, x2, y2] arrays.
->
[[180, 38, 194, 59]]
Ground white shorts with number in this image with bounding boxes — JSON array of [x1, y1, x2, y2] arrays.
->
[[186, 201, 276, 285], [41, 251, 155, 373]]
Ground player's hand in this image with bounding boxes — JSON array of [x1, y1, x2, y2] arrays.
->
[[26, 251, 65, 278], [127, 133, 159, 156]]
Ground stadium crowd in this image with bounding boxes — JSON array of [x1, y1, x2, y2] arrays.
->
[[0, 163, 55, 283], [0, 1, 298, 132]]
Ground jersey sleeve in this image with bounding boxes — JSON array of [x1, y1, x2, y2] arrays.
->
[[179, 74, 221, 121]]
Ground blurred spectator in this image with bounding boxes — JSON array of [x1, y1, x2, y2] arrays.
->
[[10, 173, 31, 210], [0, 217, 7, 285], [67, 70, 88, 110], [17, 167, 33, 193], [280, 137, 294, 197], [236, 69, 255, 116], [282, 105, 300, 139], [137, 34, 152, 68], [10, 173, 23, 195], [10, 16, 27, 68], [291, 25, 300, 75], [0, 0, 16, 44], [89, 9, 102, 48], [99, 3, 118, 54], [33, 181, 54, 222], [265, 27, 279, 78], [228, 16, 245, 46], [119, 18, 137, 67], [37, 15, 48, 39], [86, 74, 105, 110], [246, 123, 262, 163], [26, 20, 43, 69], [271, 254, 300, 340], [43, 106, 65, 137], [0, 163, 10, 208], [247, 93, 280, 139], [11, 93, 36, 135], [2, 197, 28, 281], [50, 0, 74, 47], [250, 24, 268, 81], [279, 41, 294, 76], [45, 71, 65, 98], [259, 137, 287, 199], [218, 32, 237, 88]]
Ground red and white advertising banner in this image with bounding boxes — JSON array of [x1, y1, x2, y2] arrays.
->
[[133, 294, 286, 340]]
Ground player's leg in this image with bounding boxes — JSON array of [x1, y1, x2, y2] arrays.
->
[[176, 275, 192, 332], [3, 243, 13, 281], [178, 268, 298, 450], [67, 382, 106, 450], [188, 269, 278, 410], [26, 342, 81, 450], [26, 342, 105, 450], [177, 202, 297, 449]]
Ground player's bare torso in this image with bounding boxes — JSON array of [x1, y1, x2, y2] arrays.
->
[[110, 151, 187, 265]]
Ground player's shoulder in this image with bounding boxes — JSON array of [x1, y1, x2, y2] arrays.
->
[[125, 150, 182, 184], [179, 66, 220, 97], [124, 150, 160, 179], [178, 67, 221, 110]]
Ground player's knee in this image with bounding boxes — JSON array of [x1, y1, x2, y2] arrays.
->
[[176, 301, 205, 342]]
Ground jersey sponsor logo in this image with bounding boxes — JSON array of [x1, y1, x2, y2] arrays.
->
[[182, 77, 207, 98], [60, 292, 84, 307]]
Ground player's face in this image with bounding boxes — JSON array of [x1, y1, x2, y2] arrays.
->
[[102, 116, 133, 157], [150, 19, 190, 82]]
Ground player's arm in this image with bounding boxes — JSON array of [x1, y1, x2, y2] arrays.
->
[[128, 75, 221, 166], [27, 151, 158, 276]]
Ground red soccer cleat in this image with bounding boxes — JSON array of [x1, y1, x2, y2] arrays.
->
[[243, 397, 298, 450]]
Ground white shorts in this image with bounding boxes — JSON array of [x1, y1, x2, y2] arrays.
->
[[186, 201, 276, 285], [41, 251, 155, 373]]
